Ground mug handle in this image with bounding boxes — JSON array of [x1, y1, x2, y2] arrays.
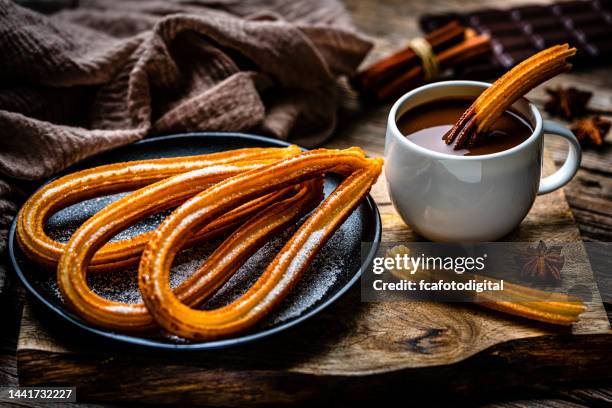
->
[[538, 120, 582, 195]]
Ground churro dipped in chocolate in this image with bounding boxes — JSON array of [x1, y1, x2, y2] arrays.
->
[[445, 44, 577, 150]]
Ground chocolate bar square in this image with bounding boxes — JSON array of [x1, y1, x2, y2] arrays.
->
[[419, 0, 612, 79]]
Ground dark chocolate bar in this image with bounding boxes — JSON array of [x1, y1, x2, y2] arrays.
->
[[419, 0, 612, 79]]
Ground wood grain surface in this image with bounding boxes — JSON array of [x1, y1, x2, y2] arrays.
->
[[3, 0, 612, 407], [13, 143, 611, 406]]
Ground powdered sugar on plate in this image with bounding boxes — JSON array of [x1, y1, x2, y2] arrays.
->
[[37, 176, 364, 339]]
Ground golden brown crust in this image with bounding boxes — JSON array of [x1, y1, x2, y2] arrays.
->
[[137, 149, 383, 340], [444, 45, 576, 149], [17, 146, 300, 271], [55, 177, 322, 331], [21, 146, 383, 338]]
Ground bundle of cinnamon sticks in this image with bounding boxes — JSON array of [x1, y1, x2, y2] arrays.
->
[[353, 21, 491, 102]]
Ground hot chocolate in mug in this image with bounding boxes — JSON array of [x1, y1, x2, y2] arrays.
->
[[385, 81, 581, 241]]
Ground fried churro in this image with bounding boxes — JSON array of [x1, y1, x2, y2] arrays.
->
[[17, 146, 300, 271], [445, 44, 576, 149], [137, 149, 383, 339]]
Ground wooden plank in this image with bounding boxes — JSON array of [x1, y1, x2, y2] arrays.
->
[[545, 132, 612, 242], [12, 0, 612, 406], [15, 146, 612, 405], [16, 302, 612, 406]]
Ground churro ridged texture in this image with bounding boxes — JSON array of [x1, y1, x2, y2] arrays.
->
[[17, 146, 300, 271], [137, 149, 383, 339], [19, 145, 382, 339], [57, 179, 323, 331], [445, 44, 576, 149]]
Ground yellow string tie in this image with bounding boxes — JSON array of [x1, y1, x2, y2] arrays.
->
[[408, 37, 439, 81]]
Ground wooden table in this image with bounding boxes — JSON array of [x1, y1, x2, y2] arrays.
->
[[2, 0, 612, 406], [338, 2, 612, 404]]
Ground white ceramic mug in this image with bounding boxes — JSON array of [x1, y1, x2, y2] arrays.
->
[[385, 81, 581, 242]]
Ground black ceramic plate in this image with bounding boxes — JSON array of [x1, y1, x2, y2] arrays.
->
[[9, 133, 381, 350]]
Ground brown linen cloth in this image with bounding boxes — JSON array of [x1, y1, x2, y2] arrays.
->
[[0, 0, 371, 288]]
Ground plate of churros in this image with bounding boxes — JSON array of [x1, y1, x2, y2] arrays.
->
[[9, 133, 382, 349]]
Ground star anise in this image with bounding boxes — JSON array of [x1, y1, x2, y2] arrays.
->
[[517, 241, 565, 283], [571, 116, 611, 146], [544, 86, 593, 120]]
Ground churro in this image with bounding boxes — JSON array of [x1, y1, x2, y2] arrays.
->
[[137, 148, 383, 339], [56, 177, 323, 331], [445, 44, 576, 149], [17, 146, 299, 271]]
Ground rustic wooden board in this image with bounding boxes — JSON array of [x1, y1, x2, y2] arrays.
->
[[13, 0, 612, 405], [15, 148, 612, 406]]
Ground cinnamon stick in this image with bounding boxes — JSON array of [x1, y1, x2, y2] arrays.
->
[[375, 32, 490, 101], [354, 21, 465, 92]]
